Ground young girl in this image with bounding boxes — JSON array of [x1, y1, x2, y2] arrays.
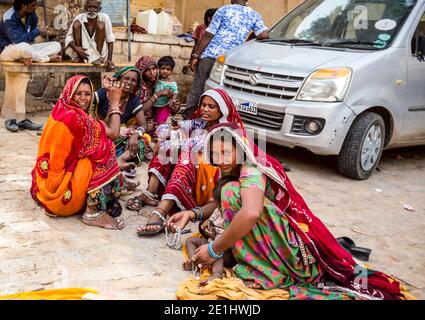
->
[[154, 55, 179, 124]]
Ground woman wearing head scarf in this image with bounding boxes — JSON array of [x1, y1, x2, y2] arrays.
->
[[135, 56, 180, 139], [127, 88, 244, 237], [91, 66, 150, 176], [168, 124, 410, 300], [31, 75, 126, 230]]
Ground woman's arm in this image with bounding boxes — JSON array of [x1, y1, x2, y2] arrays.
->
[[102, 77, 123, 140], [165, 201, 218, 232]]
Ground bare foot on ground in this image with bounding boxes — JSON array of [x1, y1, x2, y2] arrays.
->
[[81, 212, 125, 230]]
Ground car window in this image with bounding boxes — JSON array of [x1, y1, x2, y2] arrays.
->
[[411, 11, 425, 58]]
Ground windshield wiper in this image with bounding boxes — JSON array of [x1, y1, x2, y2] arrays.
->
[[324, 40, 379, 49], [260, 38, 324, 46]]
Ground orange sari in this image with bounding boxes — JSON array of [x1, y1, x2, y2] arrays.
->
[[31, 75, 120, 217]]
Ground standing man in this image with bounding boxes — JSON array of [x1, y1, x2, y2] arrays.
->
[[0, 0, 62, 133], [183, 0, 269, 119], [65, 0, 115, 70]]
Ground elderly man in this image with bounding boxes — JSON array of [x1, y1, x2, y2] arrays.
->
[[183, 0, 269, 119], [65, 0, 115, 69]]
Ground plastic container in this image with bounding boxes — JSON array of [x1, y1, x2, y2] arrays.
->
[[157, 11, 173, 35], [136, 9, 158, 34]]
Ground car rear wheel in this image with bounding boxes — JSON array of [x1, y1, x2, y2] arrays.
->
[[337, 112, 385, 180]]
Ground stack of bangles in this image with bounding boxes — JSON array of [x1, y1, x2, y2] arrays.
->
[[190, 206, 204, 222], [208, 242, 223, 259], [108, 108, 122, 117]]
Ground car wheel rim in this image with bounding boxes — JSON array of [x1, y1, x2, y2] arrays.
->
[[361, 124, 382, 172]]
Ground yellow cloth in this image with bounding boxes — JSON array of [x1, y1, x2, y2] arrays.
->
[[176, 269, 291, 300], [0, 288, 98, 300], [178, 233, 290, 300]]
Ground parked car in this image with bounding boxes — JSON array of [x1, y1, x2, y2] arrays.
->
[[205, 0, 425, 180]]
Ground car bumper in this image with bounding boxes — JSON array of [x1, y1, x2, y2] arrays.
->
[[205, 79, 357, 155]]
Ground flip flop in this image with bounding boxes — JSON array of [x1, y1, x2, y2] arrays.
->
[[123, 168, 137, 179], [136, 210, 166, 236], [337, 237, 372, 262]]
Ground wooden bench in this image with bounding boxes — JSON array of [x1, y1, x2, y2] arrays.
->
[[0, 62, 131, 121]]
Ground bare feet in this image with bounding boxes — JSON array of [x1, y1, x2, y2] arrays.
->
[[49, 54, 62, 63], [82, 212, 125, 230], [244, 280, 262, 289], [20, 58, 33, 66], [200, 274, 221, 286]]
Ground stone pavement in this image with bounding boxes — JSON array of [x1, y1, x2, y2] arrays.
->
[[0, 112, 424, 299]]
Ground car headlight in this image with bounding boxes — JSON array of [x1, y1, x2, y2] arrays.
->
[[209, 55, 226, 84], [297, 68, 352, 102]]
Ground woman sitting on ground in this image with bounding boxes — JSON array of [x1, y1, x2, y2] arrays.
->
[[167, 124, 409, 300], [127, 89, 245, 237], [135, 56, 180, 140], [91, 66, 150, 176], [31, 75, 127, 230]]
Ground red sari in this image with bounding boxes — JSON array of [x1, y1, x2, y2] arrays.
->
[[205, 123, 407, 300], [31, 75, 120, 216], [148, 89, 244, 212]]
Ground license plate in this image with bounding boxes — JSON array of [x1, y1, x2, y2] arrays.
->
[[236, 101, 258, 116]]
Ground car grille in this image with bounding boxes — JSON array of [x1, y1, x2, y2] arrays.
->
[[224, 65, 304, 100], [240, 108, 285, 131]]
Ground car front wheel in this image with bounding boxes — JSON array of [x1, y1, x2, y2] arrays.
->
[[337, 112, 385, 180]]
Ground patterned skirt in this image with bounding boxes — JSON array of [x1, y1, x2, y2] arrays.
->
[[221, 181, 324, 290]]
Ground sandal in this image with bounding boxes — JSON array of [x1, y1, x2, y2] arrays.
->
[[126, 191, 159, 211], [337, 237, 372, 262], [123, 168, 137, 179], [136, 210, 166, 236]]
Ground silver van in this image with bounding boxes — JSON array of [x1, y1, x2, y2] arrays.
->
[[205, 0, 425, 180]]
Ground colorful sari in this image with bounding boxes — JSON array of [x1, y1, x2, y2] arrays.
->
[[31, 75, 121, 217], [204, 124, 408, 300], [91, 66, 148, 164], [148, 89, 245, 211]]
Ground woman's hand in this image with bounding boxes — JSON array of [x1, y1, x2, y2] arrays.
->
[[192, 244, 215, 268], [170, 99, 181, 114], [165, 210, 195, 232], [157, 88, 173, 98], [128, 133, 139, 157], [104, 75, 123, 107]]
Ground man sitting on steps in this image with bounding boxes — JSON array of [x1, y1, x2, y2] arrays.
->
[[65, 0, 115, 70], [0, 0, 62, 133]]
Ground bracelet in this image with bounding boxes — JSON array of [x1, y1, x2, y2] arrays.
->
[[109, 110, 123, 116], [136, 127, 145, 138], [153, 93, 159, 101], [190, 209, 198, 223], [191, 53, 200, 58], [208, 242, 223, 259]]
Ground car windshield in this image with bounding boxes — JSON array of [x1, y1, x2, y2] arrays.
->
[[266, 0, 418, 50]]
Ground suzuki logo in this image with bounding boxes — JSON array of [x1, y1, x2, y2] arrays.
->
[[249, 73, 262, 86]]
